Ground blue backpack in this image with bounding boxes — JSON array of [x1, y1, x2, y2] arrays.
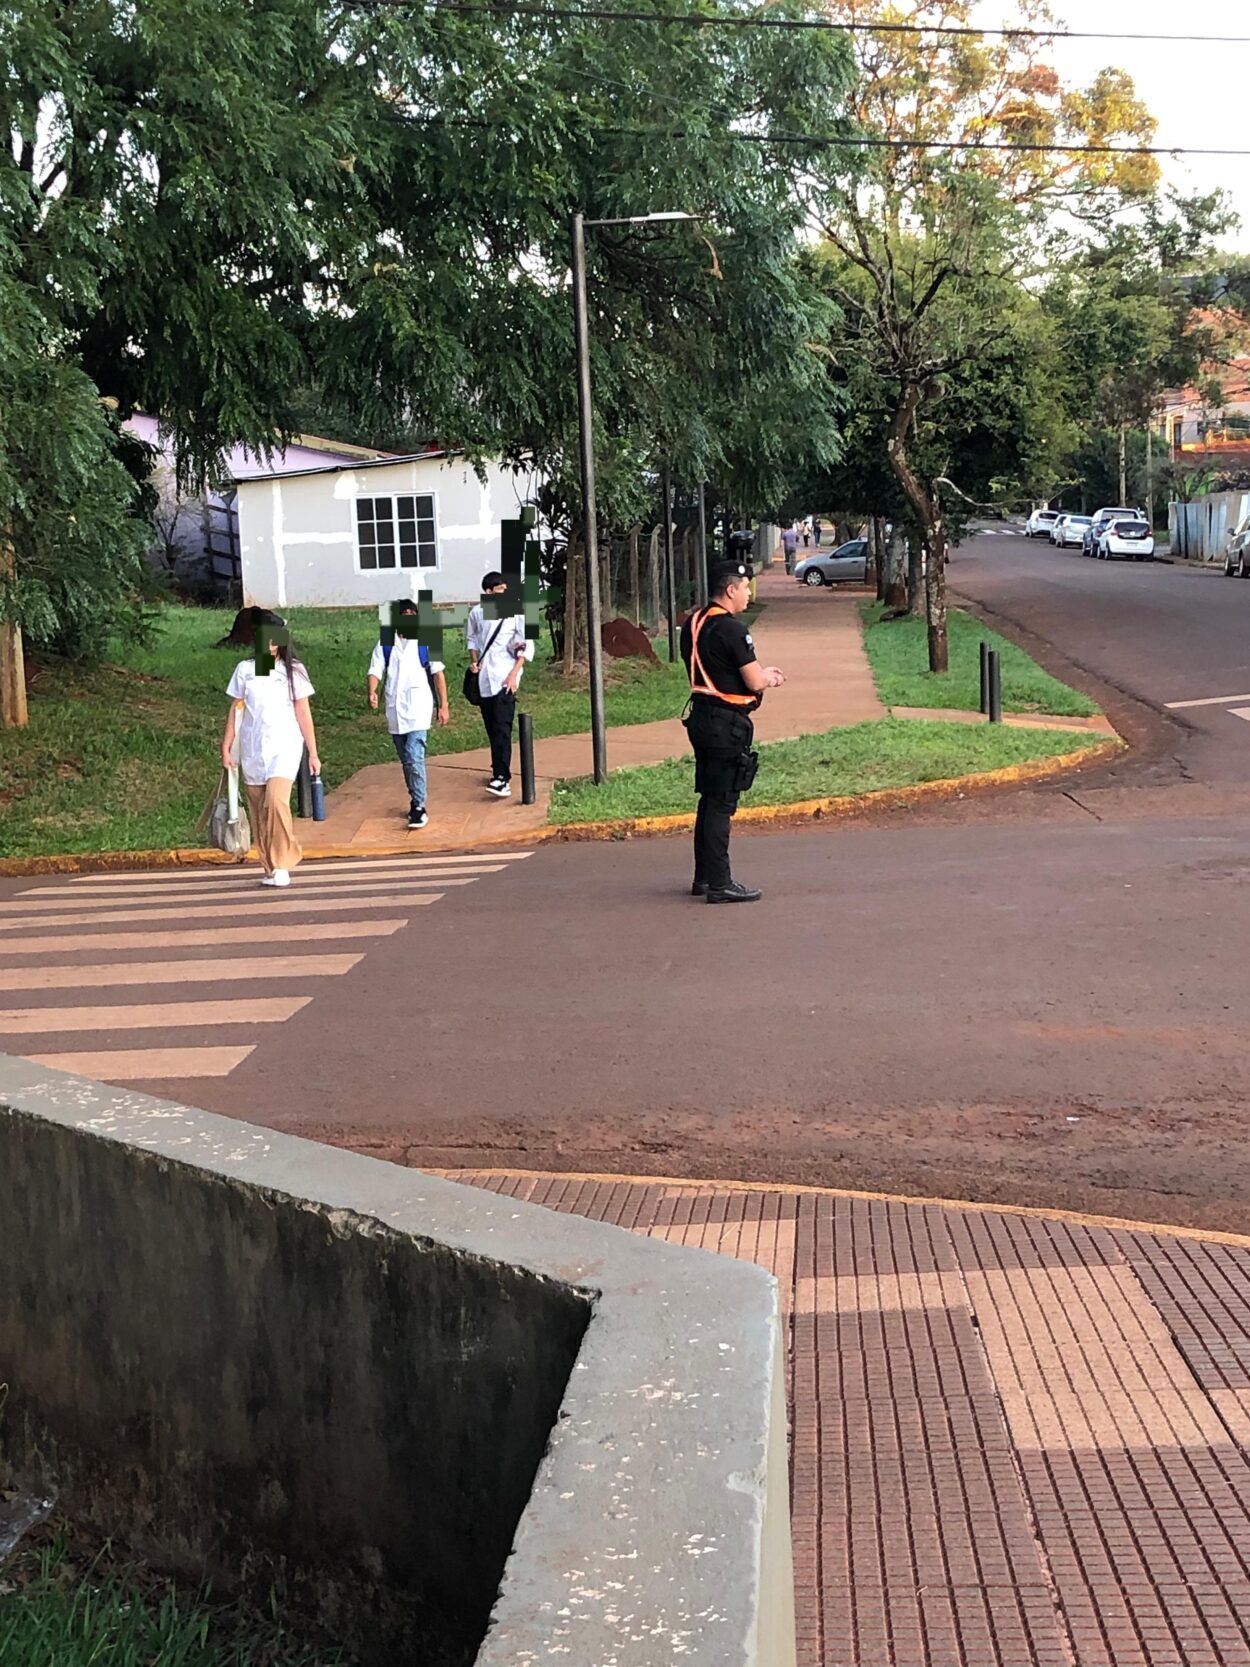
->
[[382, 639, 430, 676]]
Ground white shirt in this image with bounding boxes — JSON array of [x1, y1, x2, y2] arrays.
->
[[466, 605, 534, 699], [226, 659, 314, 786], [367, 636, 445, 734]]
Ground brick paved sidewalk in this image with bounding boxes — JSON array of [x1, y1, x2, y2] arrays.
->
[[445, 1170, 1250, 1667]]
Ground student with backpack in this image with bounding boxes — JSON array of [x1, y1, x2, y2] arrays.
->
[[367, 598, 450, 829]]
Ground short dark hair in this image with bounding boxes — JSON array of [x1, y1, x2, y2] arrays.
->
[[708, 559, 753, 598], [481, 570, 505, 590], [396, 597, 419, 615]]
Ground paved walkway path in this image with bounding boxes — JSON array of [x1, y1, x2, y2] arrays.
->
[[300, 571, 1114, 855], [448, 1169, 1250, 1667], [301, 568, 886, 853]]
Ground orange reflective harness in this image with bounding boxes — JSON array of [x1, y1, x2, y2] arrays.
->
[[687, 604, 758, 709]]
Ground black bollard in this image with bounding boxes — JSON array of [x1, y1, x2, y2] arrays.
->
[[519, 712, 536, 805], [988, 650, 1003, 723], [979, 641, 990, 716], [295, 744, 313, 817]]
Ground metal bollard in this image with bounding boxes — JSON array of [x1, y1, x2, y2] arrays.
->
[[987, 650, 1003, 723], [979, 641, 990, 715], [295, 744, 313, 817], [519, 712, 536, 805]]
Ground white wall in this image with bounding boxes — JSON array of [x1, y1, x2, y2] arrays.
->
[[236, 456, 533, 609]]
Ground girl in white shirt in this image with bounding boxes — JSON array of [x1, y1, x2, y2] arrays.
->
[[221, 611, 321, 887]]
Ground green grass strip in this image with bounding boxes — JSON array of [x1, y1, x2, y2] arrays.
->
[[549, 717, 1106, 824], [0, 603, 688, 857], [859, 603, 1097, 717]]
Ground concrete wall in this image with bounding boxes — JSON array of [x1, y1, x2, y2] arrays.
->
[[0, 1055, 795, 1667], [237, 457, 530, 609]]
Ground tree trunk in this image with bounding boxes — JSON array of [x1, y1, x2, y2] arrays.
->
[[628, 525, 641, 624], [599, 538, 611, 623], [647, 524, 661, 628], [1145, 418, 1154, 530], [872, 516, 886, 600], [0, 538, 27, 729], [906, 537, 925, 616], [563, 534, 586, 675], [1118, 422, 1127, 506], [884, 529, 907, 611], [885, 383, 949, 672]]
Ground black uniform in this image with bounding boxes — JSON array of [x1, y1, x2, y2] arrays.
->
[[680, 608, 761, 892]]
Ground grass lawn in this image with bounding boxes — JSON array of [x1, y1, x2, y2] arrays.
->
[[549, 717, 1109, 824], [859, 603, 1098, 718], [0, 1538, 338, 1667], [0, 604, 689, 857]]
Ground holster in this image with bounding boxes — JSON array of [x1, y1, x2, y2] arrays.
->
[[734, 749, 760, 793]]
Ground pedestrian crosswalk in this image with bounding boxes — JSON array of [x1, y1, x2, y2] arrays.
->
[[0, 852, 532, 1084]]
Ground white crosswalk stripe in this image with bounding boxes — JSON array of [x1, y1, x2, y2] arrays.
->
[[1, 852, 531, 1085]]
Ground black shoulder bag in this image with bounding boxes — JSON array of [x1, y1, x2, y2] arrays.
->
[[462, 618, 506, 707]]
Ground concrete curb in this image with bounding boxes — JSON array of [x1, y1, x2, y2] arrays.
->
[[0, 736, 1123, 875], [548, 735, 1124, 843]]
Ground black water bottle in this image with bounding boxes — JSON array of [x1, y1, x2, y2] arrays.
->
[[310, 773, 326, 822]]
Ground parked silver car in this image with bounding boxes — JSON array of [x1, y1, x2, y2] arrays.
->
[[794, 538, 869, 586], [1083, 507, 1146, 555], [1224, 510, 1250, 577], [1050, 514, 1093, 548]]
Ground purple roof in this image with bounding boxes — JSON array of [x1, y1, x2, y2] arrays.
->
[[123, 414, 388, 480]]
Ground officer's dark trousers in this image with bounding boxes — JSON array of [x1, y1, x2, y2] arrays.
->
[[688, 698, 753, 891], [479, 689, 517, 782]]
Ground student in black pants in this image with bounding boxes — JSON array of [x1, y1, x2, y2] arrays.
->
[[466, 571, 534, 797]]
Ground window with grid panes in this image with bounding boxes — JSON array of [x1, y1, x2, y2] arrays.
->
[[355, 494, 438, 570]]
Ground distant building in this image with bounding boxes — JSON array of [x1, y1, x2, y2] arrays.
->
[[233, 451, 537, 609], [123, 414, 395, 596]]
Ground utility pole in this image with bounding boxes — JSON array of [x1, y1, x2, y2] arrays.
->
[[1118, 422, 1128, 506], [0, 539, 27, 730], [570, 210, 607, 784], [695, 482, 709, 609], [1145, 408, 1155, 530], [661, 462, 676, 662]]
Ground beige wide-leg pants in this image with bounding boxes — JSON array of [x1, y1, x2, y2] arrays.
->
[[244, 777, 302, 875]]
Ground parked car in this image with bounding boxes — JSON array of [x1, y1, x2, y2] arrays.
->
[[1095, 518, 1155, 560], [1083, 507, 1147, 555], [1050, 514, 1093, 548], [1224, 510, 1250, 577], [794, 538, 869, 587], [1025, 509, 1061, 538]]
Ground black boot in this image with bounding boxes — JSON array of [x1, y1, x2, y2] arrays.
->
[[706, 880, 762, 904]]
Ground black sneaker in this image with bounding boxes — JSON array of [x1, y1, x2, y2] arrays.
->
[[691, 880, 708, 897], [706, 880, 762, 904], [486, 780, 511, 798], [407, 807, 428, 829]]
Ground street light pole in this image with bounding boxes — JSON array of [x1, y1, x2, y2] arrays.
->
[[570, 209, 608, 785], [661, 460, 677, 663]]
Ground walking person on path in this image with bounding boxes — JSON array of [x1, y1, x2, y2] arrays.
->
[[466, 570, 534, 798], [781, 523, 800, 574], [367, 598, 450, 830], [221, 610, 320, 888], [681, 560, 785, 904], [812, 516, 823, 546]]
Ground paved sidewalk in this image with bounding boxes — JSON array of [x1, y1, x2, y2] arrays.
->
[[301, 568, 885, 853], [446, 1169, 1250, 1667]]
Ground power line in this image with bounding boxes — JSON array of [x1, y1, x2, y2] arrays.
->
[[386, 112, 1250, 159], [350, 0, 1250, 45]]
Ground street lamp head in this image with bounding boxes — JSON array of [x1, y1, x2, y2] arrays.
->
[[582, 210, 698, 228]]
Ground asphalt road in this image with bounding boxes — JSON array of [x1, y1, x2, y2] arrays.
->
[[953, 527, 1250, 789], [8, 530, 1250, 1231]]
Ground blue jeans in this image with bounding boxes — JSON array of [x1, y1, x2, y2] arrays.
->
[[392, 730, 428, 810]]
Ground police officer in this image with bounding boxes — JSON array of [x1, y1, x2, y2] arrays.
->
[[681, 560, 785, 903]]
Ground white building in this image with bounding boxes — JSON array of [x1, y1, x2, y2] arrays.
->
[[234, 451, 535, 609]]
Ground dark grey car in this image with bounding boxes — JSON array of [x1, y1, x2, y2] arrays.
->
[[793, 538, 869, 586]]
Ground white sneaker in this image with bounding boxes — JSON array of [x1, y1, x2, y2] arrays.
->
[[486, 781, 511, 798], [261, 869, 291, 887]]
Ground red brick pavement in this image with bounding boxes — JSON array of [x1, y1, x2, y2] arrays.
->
[[442, 1171, 1250, 1667]]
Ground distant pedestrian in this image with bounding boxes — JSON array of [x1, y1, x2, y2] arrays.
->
[[802, 516, 812, 548], [466, 571, 535, 797], [812, 517, 823, 546], [368, 598, 449, 830], [781, 524, 800, 574], [221, 610, 319, 888]]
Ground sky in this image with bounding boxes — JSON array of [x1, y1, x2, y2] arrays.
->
[[969, 0, 1250, 247]]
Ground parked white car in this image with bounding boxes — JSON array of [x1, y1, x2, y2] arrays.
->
[[1083, 507, 1147, 555], [1050, 514, 1093, 548], [1224, 510, 1250, 577], [1095, 517, 1155, 560], [1025, 508, 1061, 538]]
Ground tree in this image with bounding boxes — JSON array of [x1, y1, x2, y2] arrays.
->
[[815, 0, 1158, 671]]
